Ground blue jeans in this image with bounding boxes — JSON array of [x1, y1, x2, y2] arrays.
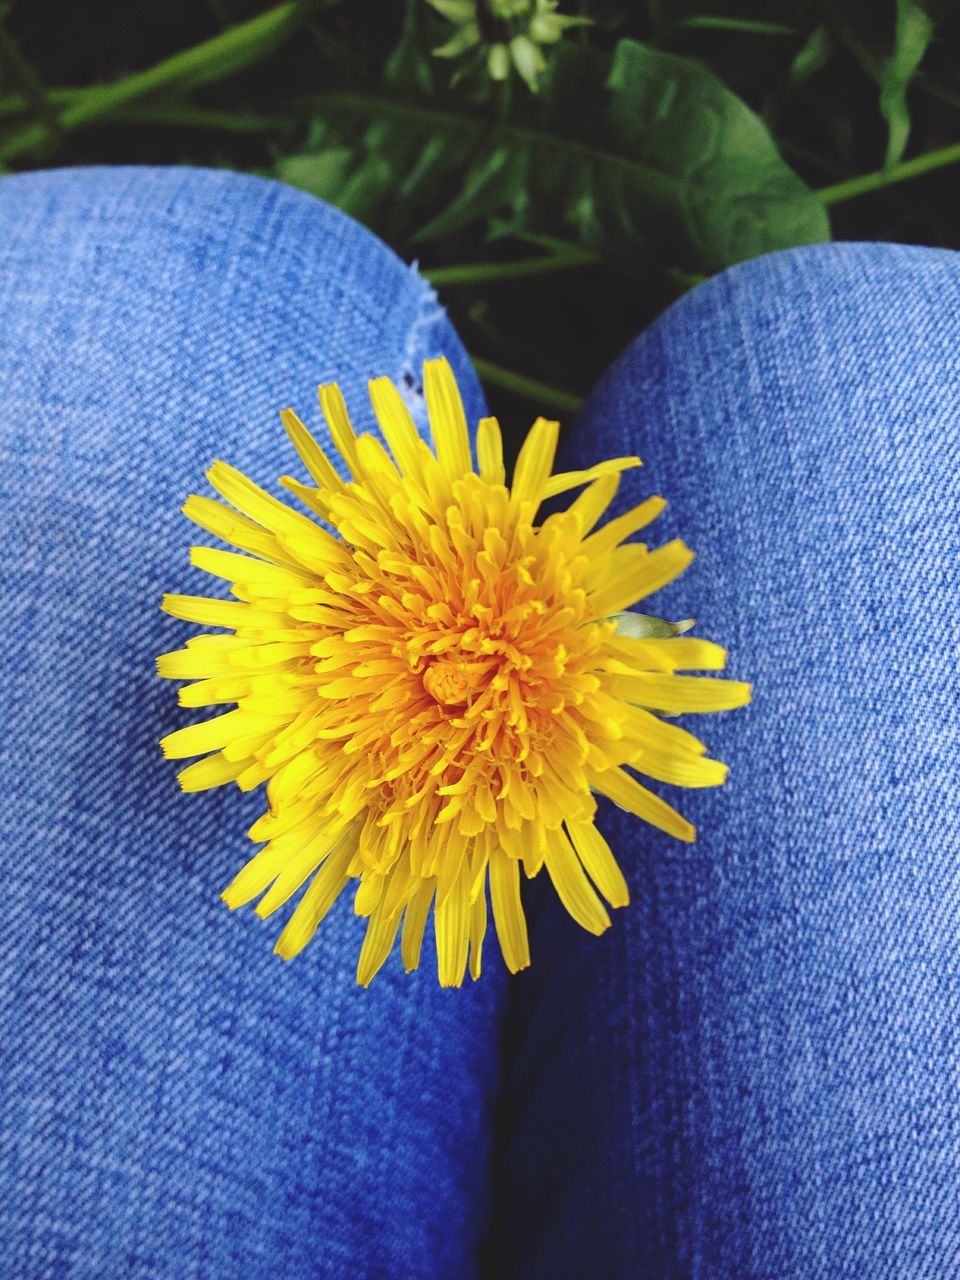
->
[[0, 168, 956, 1279]]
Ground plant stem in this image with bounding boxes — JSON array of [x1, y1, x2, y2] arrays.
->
[[0, 2, 309, 163], [0, 89, 296, 133], [104, 103, 298, 132], [818, 142, 960, 205], [425, 249, 601, 287], [506, 229, 596, 255], [290, 91, 680, 197], [0, 87, 71, 120], [663, 16, 796, 38], [0, 8, 61, 153], [471, 357, 584, 415]]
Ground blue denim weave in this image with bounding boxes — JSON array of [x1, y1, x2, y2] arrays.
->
[[1, 166, 959, 1279], [486, 243, 960, 1278], [0, 167, 504, 1280]]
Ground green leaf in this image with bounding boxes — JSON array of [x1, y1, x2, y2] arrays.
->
[[386, 0, 439, 97], [279, 96, 482, 242], [279, 37, 829, 274], [879, 0, 935, 168], [789, 24, 836, 85], [276, 149, 358, 204], [413, 144, 528, 242], [575, 40, 830, 270]]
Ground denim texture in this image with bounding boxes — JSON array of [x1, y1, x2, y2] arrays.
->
[[0, 167, 504, 1280], [2, 166, 959, 1280], [487, 243, 960, 1278]]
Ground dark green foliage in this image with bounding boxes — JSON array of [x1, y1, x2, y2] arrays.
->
[[280, 36, 828, 273], [0, 0, 956, 426]]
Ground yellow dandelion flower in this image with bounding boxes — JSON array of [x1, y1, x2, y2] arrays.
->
[[158, 358, 749, 987]]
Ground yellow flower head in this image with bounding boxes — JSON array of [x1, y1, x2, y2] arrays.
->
[[158, 358, 749, 987]]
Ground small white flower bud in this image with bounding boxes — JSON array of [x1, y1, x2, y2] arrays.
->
[[487, 42, 511, 80]]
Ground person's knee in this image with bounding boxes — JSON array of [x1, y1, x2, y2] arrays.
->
[[490, 240, 960, 1277], [566, 238, 960, 631], [0, 167, 502, 1280], [582, 239, 960, 472], [0, 165, 484, 451]]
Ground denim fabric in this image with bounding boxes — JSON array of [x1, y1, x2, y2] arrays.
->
[[486, 243, 960, 1278], [4, 169, 959, 1280], [0, 167, 505, 1280]]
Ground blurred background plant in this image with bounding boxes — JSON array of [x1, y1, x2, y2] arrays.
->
[[0, 0, 954, 439]]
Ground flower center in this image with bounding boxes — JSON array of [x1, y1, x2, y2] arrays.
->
[[423, 659, 473, 708]]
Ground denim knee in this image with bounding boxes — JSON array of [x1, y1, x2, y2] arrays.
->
[[0, 167, 501, 1280], [486, 242, 960, 1279]]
